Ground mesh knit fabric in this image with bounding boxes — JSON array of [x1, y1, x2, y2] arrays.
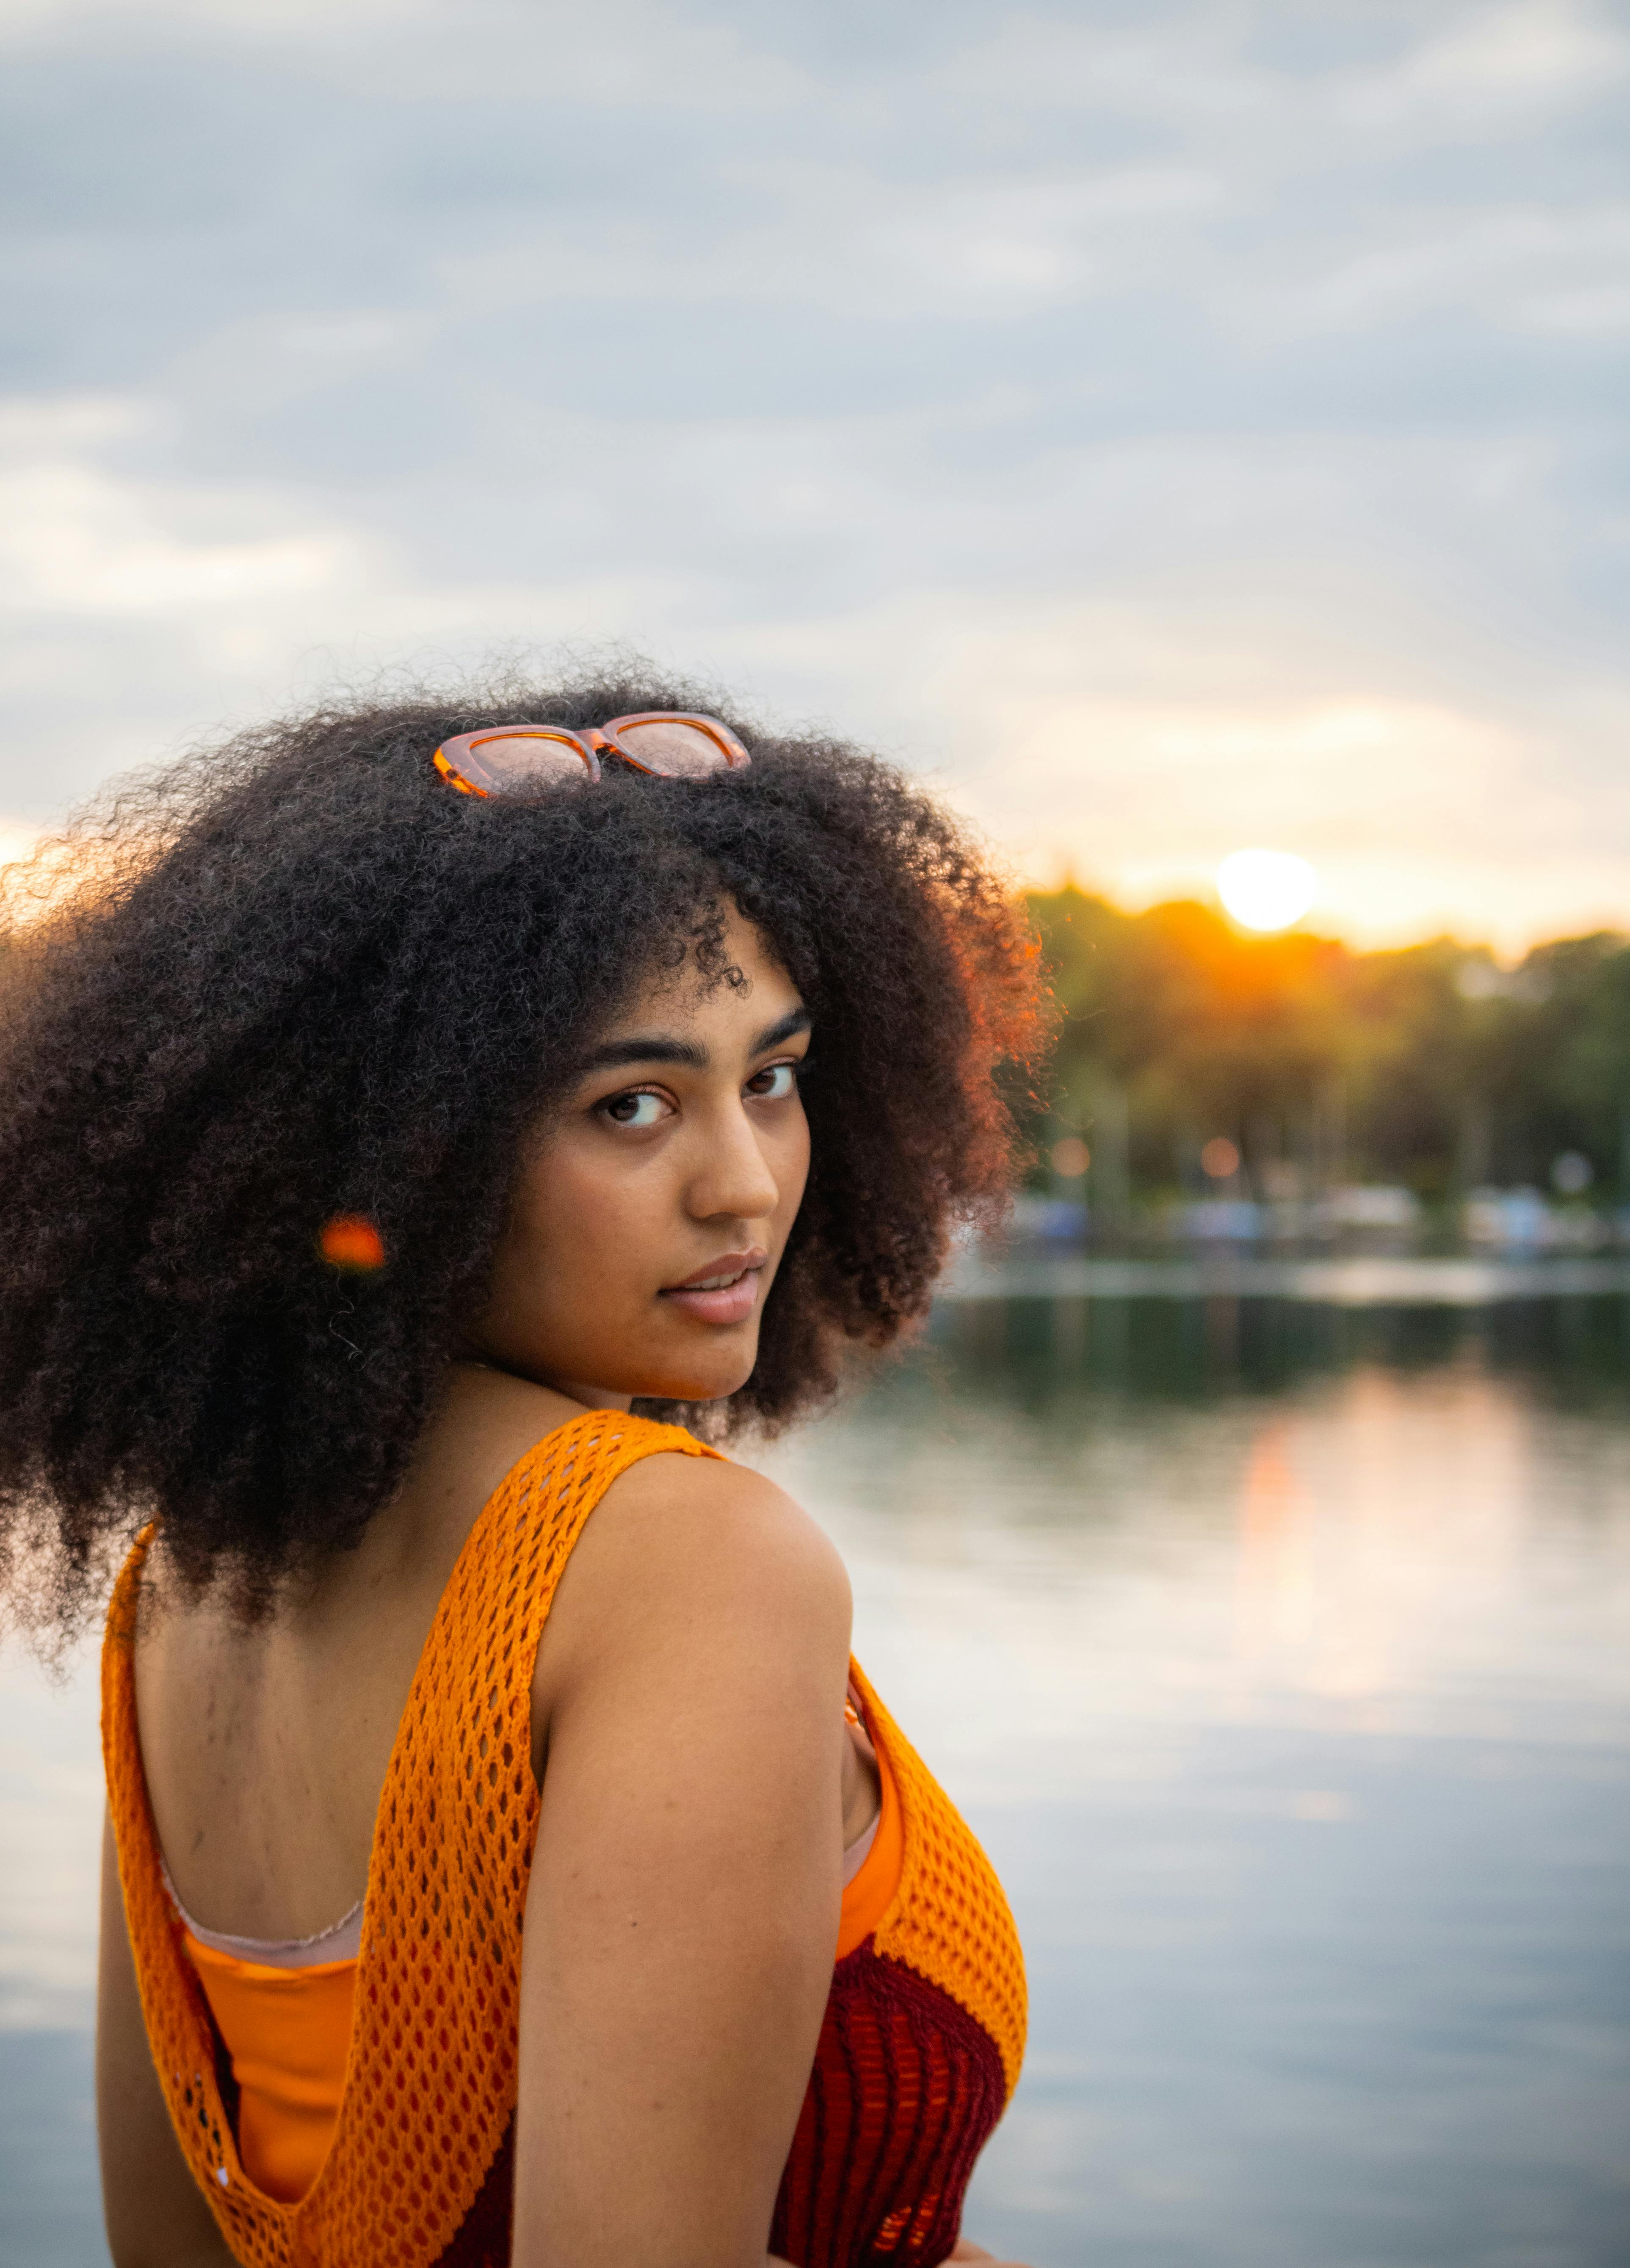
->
[[103, 1411, 1025, 2268]]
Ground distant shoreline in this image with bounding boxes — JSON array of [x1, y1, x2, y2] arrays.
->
[[941, 1251, 1630, 1306]]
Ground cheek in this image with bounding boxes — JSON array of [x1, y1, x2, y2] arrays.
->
[[780, 1110, 812, 1216], [516, 1143, 656, 1279]]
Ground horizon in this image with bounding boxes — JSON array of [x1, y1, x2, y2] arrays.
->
[[6, 800, 1625, 966], [1025, 867, 1627, 963]]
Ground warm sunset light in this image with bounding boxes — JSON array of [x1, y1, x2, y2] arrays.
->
[[1216, 850, 1317, 933]]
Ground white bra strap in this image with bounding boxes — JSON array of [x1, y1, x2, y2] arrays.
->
[[160, 1855, 364, 1969]]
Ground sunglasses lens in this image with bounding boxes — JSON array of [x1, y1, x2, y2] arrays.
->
[[611, 720, 734, 777], [464, 731, 594, 792]]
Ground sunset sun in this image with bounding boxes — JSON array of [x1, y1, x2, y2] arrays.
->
[[1216, 849, 1317, 933]]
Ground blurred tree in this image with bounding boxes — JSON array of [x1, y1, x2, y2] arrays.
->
[[1025, 888, 1630, 1208]]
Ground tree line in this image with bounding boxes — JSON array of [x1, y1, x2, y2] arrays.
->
[[1027, 886, 1630, 1208]]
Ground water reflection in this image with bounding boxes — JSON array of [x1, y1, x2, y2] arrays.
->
[[934, 1284, 1630, 1410], [3, 1297, 1628, 2267], [763, 1297, 1630, 2268]]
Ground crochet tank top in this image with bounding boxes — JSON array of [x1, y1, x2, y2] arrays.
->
[[102, 1411, 1027, 2268]]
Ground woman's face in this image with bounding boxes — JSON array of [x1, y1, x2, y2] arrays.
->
[[470, 911, 812, 1407]]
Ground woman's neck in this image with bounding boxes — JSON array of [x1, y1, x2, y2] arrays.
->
[[452, 1352, 633, 1414]]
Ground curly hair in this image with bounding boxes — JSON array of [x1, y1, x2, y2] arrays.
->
[[0, 668, 1047, 1625]]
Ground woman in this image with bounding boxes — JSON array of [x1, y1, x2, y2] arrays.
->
[[0, 676, 1047, 2268]]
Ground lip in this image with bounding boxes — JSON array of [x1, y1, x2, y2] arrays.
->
[[658, 1247, 767, 1327]]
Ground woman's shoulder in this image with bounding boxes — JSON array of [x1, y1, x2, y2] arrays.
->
[[608, 1440, 848, 1604], [533, 1441, 852, 1721]]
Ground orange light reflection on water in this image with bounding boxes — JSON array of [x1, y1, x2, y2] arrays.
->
[[1229, 1364, 1536, 1722]]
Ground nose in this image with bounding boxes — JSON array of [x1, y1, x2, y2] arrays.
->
[[684, 1093, 781, 1225]]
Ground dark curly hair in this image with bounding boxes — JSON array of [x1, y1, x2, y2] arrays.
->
[[0, 668, 1047, 1626]]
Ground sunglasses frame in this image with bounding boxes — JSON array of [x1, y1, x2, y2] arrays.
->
[[433, 711, 751, 798]]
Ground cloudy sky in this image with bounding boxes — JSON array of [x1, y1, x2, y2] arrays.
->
[[3, 0, 1627, 950]]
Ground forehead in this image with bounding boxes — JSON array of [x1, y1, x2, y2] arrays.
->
[[602, 913, 801, 1037]]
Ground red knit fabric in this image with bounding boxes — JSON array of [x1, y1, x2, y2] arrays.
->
[[432, 2128, 511, 2268], [771, 1948, 1007, 2268]]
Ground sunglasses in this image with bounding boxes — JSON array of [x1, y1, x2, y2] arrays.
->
[[433, 711, 751, 797]]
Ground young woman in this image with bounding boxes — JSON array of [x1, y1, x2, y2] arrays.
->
[[0, 677, 1047, 2268]]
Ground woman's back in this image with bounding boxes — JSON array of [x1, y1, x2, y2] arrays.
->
[[134, 1368, 625, 1951], [136, 1361, 887, 1947]]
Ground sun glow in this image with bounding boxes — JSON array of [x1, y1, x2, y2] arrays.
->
[[1217, 849, 1317, 933]]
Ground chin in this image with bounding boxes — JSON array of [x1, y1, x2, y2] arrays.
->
[[631, 1343, 760, 1407], [636, 1371, 754, 1407]]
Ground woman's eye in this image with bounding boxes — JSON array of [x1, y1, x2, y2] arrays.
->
[[747, 1062, 798, 1101], [601, 1090, 669, 1128]]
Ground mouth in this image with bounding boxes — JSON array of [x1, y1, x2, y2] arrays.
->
[[658, 1247, 768, 1327]]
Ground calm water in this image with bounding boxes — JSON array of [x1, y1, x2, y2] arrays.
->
[[3, 1294, 1629, 2267]]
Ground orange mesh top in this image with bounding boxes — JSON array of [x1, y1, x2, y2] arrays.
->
[[102, 1410, 1025, 2268], [176, 1709, 903, 2206]]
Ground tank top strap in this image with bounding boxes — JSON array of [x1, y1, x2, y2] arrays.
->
[[102, 1409, 718, 2268]]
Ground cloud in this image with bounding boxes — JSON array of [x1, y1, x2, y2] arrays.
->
[[1351, 0, 1630, 124], [0, 469, 347, 617], [1301, 204, 1630, 334], [436, 161, 1224, 335], [0, 0, 814, 111], [784, 582, 1624, 952]]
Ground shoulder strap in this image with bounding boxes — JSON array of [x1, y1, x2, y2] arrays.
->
[[103, 1410, 716, 2268], [301, 1412, 718, 2262]]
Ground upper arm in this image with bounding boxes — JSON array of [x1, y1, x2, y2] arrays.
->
[[512, 1454, 853, 2268], [96, 1812, 236, 2268]]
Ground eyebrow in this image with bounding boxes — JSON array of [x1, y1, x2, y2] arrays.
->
[[580, 1005, 811, 1075]]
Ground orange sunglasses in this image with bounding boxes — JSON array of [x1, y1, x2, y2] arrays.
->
[[433, 711, 751, 797]]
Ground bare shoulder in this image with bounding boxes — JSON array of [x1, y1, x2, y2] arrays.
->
[[609, 1448, 848, 1597], [533, 1449, 852, 1716]]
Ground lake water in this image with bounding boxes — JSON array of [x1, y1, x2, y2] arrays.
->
[[4, 1290, 1629, 2267]]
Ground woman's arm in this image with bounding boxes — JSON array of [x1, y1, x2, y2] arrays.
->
[[511, 1452, 853, 2268], [96, 1811, 237, 2268]]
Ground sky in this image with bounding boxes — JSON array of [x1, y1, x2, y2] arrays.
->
[[2, 0, 1627, 953]]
